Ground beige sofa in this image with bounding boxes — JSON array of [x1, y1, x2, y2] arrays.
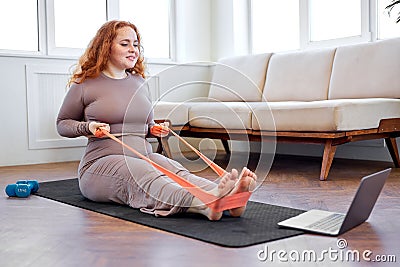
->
[[154, 38, 400, 180]]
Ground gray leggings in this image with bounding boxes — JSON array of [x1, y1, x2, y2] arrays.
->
[[79, 153, 217, 216]]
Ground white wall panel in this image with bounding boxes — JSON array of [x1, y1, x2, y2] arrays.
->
[[26, 64, 87, 149]]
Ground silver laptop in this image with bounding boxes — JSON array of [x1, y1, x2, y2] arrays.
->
[[278, 168, 391, 236]]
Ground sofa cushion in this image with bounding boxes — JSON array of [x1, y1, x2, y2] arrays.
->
[[329, 38, 400, 99], [153, 101, 189, 126], [252, 98, 400, 131], [263, 48, 336, 101], [188, 102, 253, 129], [208, 53, 272, 102]]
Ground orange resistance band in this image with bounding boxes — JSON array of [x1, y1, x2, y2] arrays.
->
[[168, 129, 227, 177], [95, 128, 251, 212]]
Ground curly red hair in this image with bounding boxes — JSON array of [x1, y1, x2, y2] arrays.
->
[[69, 20, 146, 85]]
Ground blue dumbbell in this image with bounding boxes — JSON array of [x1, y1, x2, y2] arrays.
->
[[5, 180, 39, 198], [16, 180, 39, 193]]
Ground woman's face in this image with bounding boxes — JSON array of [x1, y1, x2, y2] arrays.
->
[[107, 26, 140, 72]]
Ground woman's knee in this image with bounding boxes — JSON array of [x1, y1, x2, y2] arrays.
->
[[79, 155, 134, 203]]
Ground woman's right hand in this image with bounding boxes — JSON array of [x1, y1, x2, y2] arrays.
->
[[150, 122, 170, 137], [89, 121, 110, 137]]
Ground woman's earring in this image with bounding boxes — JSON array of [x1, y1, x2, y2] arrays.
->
[[139, 45, 144, 56]]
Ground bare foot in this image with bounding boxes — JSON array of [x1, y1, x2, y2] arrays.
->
[[228, 167, 257, 217], [187, 169, 238, 220]]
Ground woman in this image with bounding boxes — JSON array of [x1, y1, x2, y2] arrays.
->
[[57, 20, 256, 220]]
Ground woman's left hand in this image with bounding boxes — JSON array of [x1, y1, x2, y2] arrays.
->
[[150, 122, 170, 137]]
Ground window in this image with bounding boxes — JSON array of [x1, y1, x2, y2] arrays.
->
[[251, 0, 300, 53], [48, 0, 107, 56], [0, 0, 174, 61], [250, 0, 399, 54], [47, 0, 173, 59], [0, 0, 39, 52], [377, 0, 400, 39], [309, 0, 362, 42], [119, 0, 172, 60]]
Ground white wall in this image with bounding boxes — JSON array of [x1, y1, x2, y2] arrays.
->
[[210, 0, 249, 60], [0, 55, 84, 166], [175, 0, 211, 62], [174, 0, 249, 61]]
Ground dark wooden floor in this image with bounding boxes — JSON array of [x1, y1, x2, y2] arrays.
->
[[1, 153, 399, 267]]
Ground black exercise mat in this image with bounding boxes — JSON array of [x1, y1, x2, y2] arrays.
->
[[35, 178, 305, 247]]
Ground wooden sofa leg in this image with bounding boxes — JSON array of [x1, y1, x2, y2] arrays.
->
[[385, 137, 400, 168], [320, 140, 337, 181], [156, 137, 163, 154], [221, 139, 231, 154], [156, 136, 173, 158], [162, 136, 173, 158]]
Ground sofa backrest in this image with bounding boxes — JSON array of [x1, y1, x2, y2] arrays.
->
[[208, 53, 272, 102], [328, 37, 400, 99], [262, 48, 336, 102]]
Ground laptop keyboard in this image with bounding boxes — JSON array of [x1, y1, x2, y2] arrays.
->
[[306, 213, 346, 232]]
